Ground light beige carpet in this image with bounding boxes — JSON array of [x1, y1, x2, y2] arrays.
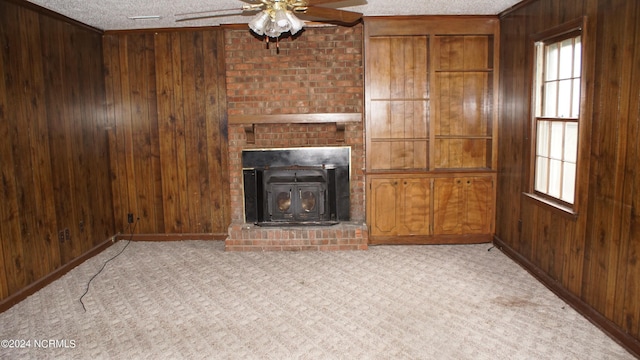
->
[[0, 240, 634, 359]]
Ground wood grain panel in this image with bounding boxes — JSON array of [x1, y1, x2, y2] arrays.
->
[[366, 35, 430, 171], [399, 178, 430, 234], [433, 178, 462, 234], [497, 0, 640, 351], [103, 28, 230, 237], [0, 0, 114, 303], [368, 178, 399, 236]]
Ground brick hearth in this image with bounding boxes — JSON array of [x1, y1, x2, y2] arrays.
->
[[225, 223, 368, 251]]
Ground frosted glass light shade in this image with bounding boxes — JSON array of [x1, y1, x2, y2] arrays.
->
[[286, 11, 304, 34], [249, 11, 270, 35]]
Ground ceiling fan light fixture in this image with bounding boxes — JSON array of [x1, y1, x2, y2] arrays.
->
[[264, 19, 281, 38], [286, 11, 304, 35], [249, 11, 270, 35], [274, 8, 290, 29]]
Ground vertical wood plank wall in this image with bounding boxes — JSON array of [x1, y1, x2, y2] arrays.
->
[[0, 0, 114, 300], [102, 29, 230, 236], [497, 0, 640, 348]]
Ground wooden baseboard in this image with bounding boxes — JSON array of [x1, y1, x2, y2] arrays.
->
[[115, 233, 227, 241], [0, 236, 117, 313], [369, 233, 492, 245], [493, 236, 640, 358]]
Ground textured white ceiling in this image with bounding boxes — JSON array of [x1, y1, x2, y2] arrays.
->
[[25, 0, 521, 31]]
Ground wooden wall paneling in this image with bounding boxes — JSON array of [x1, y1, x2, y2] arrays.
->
[[205, 29, 230, 232], [5, 5, 34, 286], [172, 33, 190, 233], [0, 0, 114, 304], [39, 16, 70, 269], [583, 0, 632, 317], [0, 48, 10, 299], [0, 4, 25, 296], [46, 17, 75, 264], [496, 14, 526, 255], [127, 33, 157, 234], [181, 31, 205, 232], [86, 27, 113, 245], [118, 35, 139, 234], [623, 0, 640, 338], [10, 7, 48, 282], [613, 0, 640, 336], [104, 28, 229, 236], [103, 35, 127, 233], [155, 32, 182, 233], [77, 27, 96, 246], [21, 9, 60, 279], [606, 0, 640, 327], [32, 16, 61, 268], [63, 23, 91, 260], [145, 33, 165, 234], [498, 0, 640, 352]]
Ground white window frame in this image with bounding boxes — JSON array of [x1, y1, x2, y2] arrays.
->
[[530, 25, 584, 211]]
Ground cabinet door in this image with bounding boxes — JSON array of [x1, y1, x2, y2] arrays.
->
[[462, 177, 493, 234], [398, 178, 431, 235], [433, 178, 463, 234], [369, 178, 400, 236], [433, 176, 493, 235]]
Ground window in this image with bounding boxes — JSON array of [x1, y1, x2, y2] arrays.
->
[[532, 31, 582, 206]]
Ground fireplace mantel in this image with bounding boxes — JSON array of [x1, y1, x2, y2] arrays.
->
[[228, 113, 362, 144]]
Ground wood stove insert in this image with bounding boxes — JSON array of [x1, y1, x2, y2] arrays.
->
[[242, 147, 350, 226]]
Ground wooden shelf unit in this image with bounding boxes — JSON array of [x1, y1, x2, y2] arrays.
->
[[364, 16, 499, 244]]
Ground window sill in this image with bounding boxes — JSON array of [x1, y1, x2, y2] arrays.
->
[[522, 193, 579, 221]]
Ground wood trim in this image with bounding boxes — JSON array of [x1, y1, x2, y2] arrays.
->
[[364, 16, 499, 37], [3, 0, 103, 33], [115, 233, 227, 241], [0, 236, 117, 314], [522, 192, 579, 220], [103, 26, 221, 35], [228, 113, 362, 125], [365, 169, 497, 176], [498, 0, 538, 18], [493, 236, 640, 358], [369, 233, 492, 245]]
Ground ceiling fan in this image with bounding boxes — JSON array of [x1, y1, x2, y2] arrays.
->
[[176, 0, 363, 39]]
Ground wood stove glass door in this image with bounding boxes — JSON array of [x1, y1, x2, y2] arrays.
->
[[267, 183, 325, 222]]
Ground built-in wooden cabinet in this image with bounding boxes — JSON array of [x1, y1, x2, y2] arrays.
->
[[364, 16, 499, 244], [433, 176, 493, 236], [369, 176, 431, 238]]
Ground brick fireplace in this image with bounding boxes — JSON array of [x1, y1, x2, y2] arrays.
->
[[225, 122, 368, 251], [223, 24, 367, 251]]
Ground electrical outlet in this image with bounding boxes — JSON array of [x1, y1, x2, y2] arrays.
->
[[58, 230, 65, 243], [127, 213, 134, 224]]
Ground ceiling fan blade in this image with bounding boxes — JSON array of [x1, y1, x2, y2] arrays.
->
[[297, 6, 362, 23]]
